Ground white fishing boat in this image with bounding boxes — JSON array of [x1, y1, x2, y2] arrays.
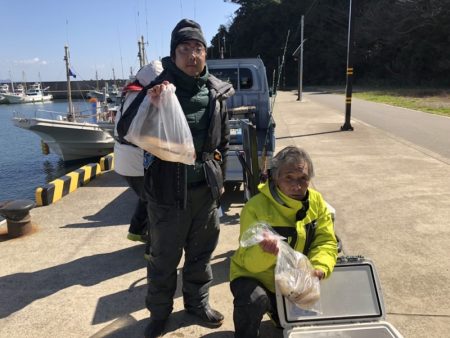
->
[[0, 83, 11, 103], [2, 82, 53, 104], [12, 46, 116, 162], [1, 84, 24, 103], [87, 83, 121, 104]]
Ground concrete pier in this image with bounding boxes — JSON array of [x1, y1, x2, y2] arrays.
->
[[0, 90, 449, 337]]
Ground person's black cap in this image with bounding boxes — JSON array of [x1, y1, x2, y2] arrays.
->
[[170, 19, 207, 56]]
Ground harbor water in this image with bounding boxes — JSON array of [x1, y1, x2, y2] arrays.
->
[[0, 100, 105, 208]]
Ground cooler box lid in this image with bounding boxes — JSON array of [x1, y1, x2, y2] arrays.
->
[[276, 256, 401, 337], [284, 321, 403, 337]]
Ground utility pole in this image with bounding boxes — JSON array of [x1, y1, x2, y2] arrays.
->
[[298, 15, 305, 102], [341, 0, 355, 131], [222, 35, 226, 53], [299, 15, 304, 101], [220, 35, 225, 59], [217, 36, 221, 59], [292, 15, 306, 101]]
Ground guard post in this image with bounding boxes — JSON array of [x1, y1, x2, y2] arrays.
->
[[341, 0, 355, 131]]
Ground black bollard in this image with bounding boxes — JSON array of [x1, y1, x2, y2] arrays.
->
[[0, 199, 36, 238]]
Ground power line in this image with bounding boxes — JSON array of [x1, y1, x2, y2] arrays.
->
[[305, 0, 320, 17], [293, 0, 320, 39]]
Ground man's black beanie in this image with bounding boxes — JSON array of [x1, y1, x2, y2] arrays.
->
[[170, 18, 207, 56]]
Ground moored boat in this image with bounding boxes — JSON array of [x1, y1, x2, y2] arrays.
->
[[0, 83, 11, 103], [3, 82, 53, 104], [87, 83, 121, 104], [12, 114, 115, 161], [11, 45, 115, 162]]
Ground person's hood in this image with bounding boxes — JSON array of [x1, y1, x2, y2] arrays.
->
[[136, 60, 163, 86]]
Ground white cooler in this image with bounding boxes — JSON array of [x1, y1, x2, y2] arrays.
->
[[275, 256, 403, 337]]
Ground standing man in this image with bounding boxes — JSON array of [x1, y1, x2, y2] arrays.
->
[[143, 19, 235, 338]]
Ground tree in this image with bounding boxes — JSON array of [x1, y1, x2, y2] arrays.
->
[[216, 0, 449, 86]]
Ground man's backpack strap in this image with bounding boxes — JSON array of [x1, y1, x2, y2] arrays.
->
[[116, 83, 152, 143]]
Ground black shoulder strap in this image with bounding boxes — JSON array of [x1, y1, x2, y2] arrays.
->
[[116, 83, 152, 143]]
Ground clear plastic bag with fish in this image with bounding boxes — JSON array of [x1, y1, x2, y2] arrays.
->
[[240, 222, 322, 313], [125, 83, 195, 165]]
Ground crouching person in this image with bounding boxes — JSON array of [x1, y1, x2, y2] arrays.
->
[[229, 146, 338, 337]]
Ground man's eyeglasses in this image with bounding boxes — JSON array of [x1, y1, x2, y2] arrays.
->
[[177, 44, 205, 56]]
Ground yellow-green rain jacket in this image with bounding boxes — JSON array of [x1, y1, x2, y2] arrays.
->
[[230, 181, 338, 293]]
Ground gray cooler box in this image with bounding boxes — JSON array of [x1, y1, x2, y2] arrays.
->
[[275, 256, 403, 337]]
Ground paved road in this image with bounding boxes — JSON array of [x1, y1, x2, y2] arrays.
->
[[305, 91, 450, 162]]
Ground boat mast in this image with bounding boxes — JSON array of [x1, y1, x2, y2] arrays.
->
[[22, 71, 27, 92], [38, 72, 43, 91], [138, 35, 147, 68], [112, 68, 117, 87], [9, 70, 14, 92], [64, 45, 74, 116]]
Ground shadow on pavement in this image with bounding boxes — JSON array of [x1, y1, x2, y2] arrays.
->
[[89, 315, 141, 338], [0, 245, 146, 319], [61, 188, 136, 229], [64, 177, 246, 230], [92, 250, 235, 325], [220, 184, 245, 227], [277, 129, 343, 140], [89, 315, 281, 338]]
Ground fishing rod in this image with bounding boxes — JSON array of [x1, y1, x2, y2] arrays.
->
[[260, 29, 290, 180]]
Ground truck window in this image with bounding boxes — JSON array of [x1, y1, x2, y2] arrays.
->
[[239, 68, 253, 89], [209, 68, 254, 90], [209, 68, 238, 88]]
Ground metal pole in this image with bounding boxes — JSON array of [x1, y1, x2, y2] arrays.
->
[[217, 36, 221, 58], [64, 45, 73, 116], [138, 36, 146, 68], [141, 35, 147, 66], [297, 15, 304, 101], [341, 0, 354, 131]]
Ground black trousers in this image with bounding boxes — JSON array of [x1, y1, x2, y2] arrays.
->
[[230, 277, 279, 338], [145, 183, 220, 320], [123, 175, 149, 236]]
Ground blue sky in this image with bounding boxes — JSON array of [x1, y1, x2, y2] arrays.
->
[[0, 0, 240, 82]]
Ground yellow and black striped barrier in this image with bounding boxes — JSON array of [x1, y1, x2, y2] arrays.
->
[[35, 163, 101, 206], [100, 153, 114, 171], [35, 152, 116, 206]]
